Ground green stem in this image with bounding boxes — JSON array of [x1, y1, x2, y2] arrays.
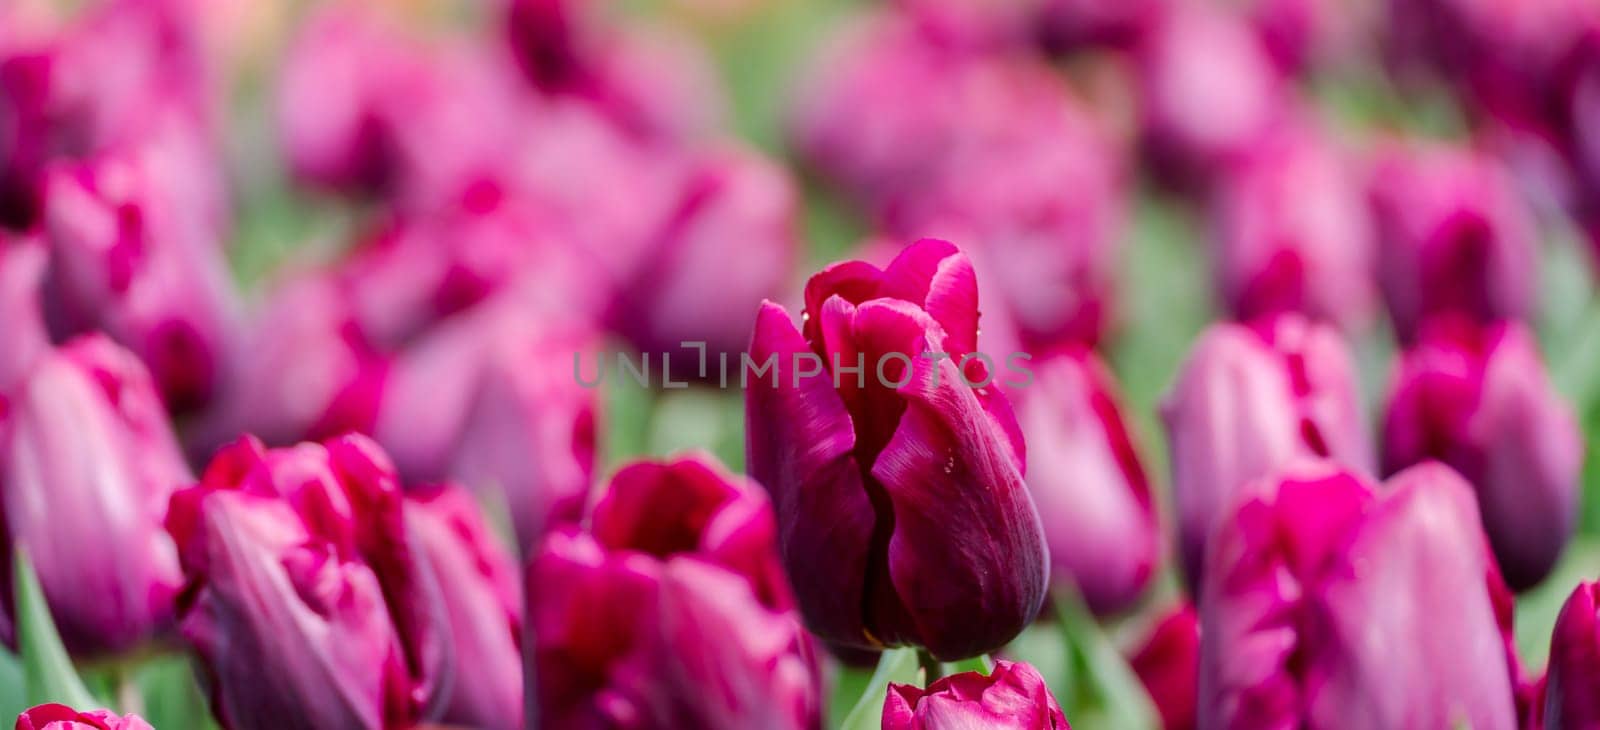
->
[[917, 650, 943, 685]]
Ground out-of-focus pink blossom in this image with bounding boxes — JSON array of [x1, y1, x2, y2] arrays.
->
[[1128, 604, 1198, 730]]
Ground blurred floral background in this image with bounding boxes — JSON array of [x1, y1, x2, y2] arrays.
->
[[6, 0, 1600, 727]]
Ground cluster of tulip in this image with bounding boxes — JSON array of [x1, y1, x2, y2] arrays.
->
[[4, 0, 1600, 728]]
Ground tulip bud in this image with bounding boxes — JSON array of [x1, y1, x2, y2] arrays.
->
[[1034, 0, 1163, 51], [1161, 315, 1370, 590], [1210, 121, 1376, 329], [1128, 604, 1198, 730], [1382, 319, 1581, 591], [0, 235, 49, 389], [14, 704, 153, 730], [0, 51, 52, 231], [1542, 580, 1600, 728], [606, 144, 798, 366], [405, 484, 523, 728], [529, 454, 821, 729], [746, 238, 1048, 661], [882, 660, 1070, 729], [0, 335, 186, 656], [1199, 461, 1520, 729], [169, 435, 454, 728], [1014, 347, 1159, 614], [1368, 141, 1538, 342]]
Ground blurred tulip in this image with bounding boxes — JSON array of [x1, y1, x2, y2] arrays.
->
[[883, 660, 1069, 729], [1210, 121, 1376, 329], [1199, 461, 1520, 729], [1161, 315, 1370, 590], [168, 435, 454, 728], [405, 484, 523, 728], [606, 144, 797, 366], [0, 235, 49, 389], [1128, 604, 1198, 730], [529, 454, 821, 729], [42, 114, 239, 413], [1014, 347, 1158, 614], [0, 51, 52, 230], [746, 238, 1047, 661], [1034, 0, 1163, 50], [14, 704, 153, 730], [1543, 580, 1600, 728], [1382, 319, 1581, 591], [0, 334, 186, 657], [1136, 3, 1285, 181], [1368, 141, 1539, 342]]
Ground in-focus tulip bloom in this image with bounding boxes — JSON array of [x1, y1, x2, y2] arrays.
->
[[168, 434, 453, 729], [1542, 580, 1600, 728], [883, 660, 1070, 729], [405, 484, 523, 728], [14, 704, 153, 730], [1382, 318, 1581, 591], [746, 238, 1048, 661], [529, 454, 821, 729], [1161, 315, 1370, 590], [1210, 121, 1376, 329], [1014, 346, 1159, 614], [1199, 461, 1521, 730], [1128, 604, 1198, 730], [0, 332, 187, 657], [1368, 141, 1539, 342]]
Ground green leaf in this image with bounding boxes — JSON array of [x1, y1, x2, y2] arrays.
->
[[1516, 538, 1600, 670], [1053, 588, 1161, 730], [136, 652, 218, 730], [938, 655, 993, 677], [837, 647, 918, 730], [14, 548, 97, 708], [0, 648, 25, 721]]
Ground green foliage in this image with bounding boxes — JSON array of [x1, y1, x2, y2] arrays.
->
[[836, 647, 918, 730], [13, 549, 97, 709]]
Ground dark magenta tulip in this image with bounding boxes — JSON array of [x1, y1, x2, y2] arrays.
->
[[1014, 346, 1159, 614], [1383, 318, 1581, 591], [529, 454, 821, 729], [746, 238, 1048, 661], [1161, 315, 1370, 590], [1128, 604, 1198, 730], [1199, 461, 1521, 729], [1543, 580, 1600, 729], [14, 704, 152, 730], [883, 660, 1070, 729]]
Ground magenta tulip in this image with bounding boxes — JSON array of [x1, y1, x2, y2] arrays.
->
[[1199, 461, 1520, 729], [1128, 604, 1198, 730], [1383, 318, 1581, 590], [1543, 580, 1600, 728], [883, 660, 1070, 729], [1161, 315, 1370, 590], [746, 238, 1047, 661], [14, 704, 152, 730], [1014, 346, 1159, 614]]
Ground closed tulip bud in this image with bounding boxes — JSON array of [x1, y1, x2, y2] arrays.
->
[[1199, 461, 1521, 730], [746, 238, 1048, 661], [0, 334, 186, 656], [405, 484, 523, 728], [529, 454, 821, 729], [1368, 141, 1538, 342], [169, 434, 454, 728], [1542, 580, 1600, 728], [1014, 346, 1159, 614], [1382, 319, 1581, 591], [606, 145, 798, 366], [883, 660, 1070, 729], [1128, 604, 1198, 730], [1210, 121, 1376, 329], [15, 704, 153, 730], [1161, 315, 1370, 590], [42, 117, 239, 413]]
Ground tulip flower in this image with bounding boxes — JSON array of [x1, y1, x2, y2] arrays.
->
[[405, 484, 523, 728], [605, 144, 798, 366], [1014, 346, 1159, 614], [14, 704, 153, 730], [1128, 605, 1198, 730], [0, 334, 187, 657], [0, 51, 51, 231], [1368, 141, 1538, 342], [1382, 318, 1581, 591], [1161, 315, 1370, 590], [1034, 0, 1163, 50], [529, 454, 821, 729], [883, 660, 1070, 729], [1199, 461, 1521, 729], [746, 238, 1048, 661], [1542, 580, 1600, 728], [1209, 121, 1376, 329], [0, 235, 49, 389], [168, 434, 453, 729]]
